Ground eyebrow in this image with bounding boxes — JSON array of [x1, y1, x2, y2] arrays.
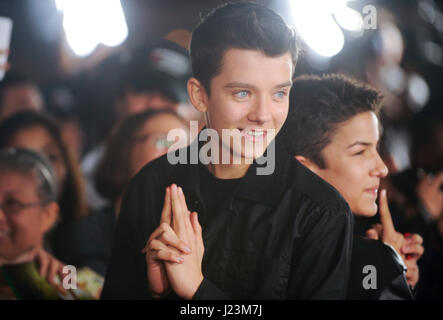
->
[[223, 81, 292, 90], [346, 141, 372, 149]]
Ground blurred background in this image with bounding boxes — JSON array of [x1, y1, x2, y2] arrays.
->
[[0, 0, 442, 299], [0, 0, 441, 158]]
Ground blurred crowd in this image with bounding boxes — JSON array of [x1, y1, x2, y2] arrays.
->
[[0, 0, 442, 299]]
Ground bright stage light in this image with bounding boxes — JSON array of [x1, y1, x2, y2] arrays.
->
[[56, 0, 128, 57], [289, 0, 364, 57]]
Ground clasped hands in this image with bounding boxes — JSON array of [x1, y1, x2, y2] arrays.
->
[[142, 184, 204, 299]]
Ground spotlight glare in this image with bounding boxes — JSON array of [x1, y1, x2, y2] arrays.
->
[[55, 0, 128, 57]]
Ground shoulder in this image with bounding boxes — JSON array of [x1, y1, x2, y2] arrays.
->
[[288, 157, 350, 214]]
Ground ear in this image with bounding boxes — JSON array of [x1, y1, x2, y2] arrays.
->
[[40, 202, 59, 234], [187, 77, 209, 113], [294, 155, 322, 176]]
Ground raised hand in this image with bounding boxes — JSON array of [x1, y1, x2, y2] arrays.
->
[[142, 186, 192, 298], [401, 233, 424, 287], [377, 189, 405, 255], [365, 189, 424, 287], [165, 184, 204, 300]]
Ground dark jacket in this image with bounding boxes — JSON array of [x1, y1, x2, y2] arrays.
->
[[348, 236, 414, 300], [101, 135, 353, 299]]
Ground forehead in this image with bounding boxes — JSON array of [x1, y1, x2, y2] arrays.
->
[[9, 126, 56, 149], [330, 112, 380, 146], [215, 48, 293, 86], [0, 169, 38, 193]]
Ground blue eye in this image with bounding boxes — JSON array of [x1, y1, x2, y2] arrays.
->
[[274, 91, 286, 99], [235, 90, 249, 99]]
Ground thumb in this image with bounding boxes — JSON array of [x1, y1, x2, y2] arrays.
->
[[190, 211, 202, 237], [379, 189, 395, 235]]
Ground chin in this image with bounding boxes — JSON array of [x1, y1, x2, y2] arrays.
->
[[354, 203, 378, 217]]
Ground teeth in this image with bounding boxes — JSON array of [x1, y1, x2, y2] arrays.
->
[[245, 130, 264, 136]]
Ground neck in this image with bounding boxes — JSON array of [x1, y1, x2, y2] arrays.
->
[[206, 162, 250, 179]]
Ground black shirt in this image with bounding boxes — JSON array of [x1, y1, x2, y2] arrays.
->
[[199, 164, 241, 220], [101, 134, 353, 299]]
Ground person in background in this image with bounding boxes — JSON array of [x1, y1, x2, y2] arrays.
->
[[281, 73, 424, 299], [0, 73, 44, 121], [0, 148, 61, 299], [59, 109, 189, 277], [81, 40, 200, 212], [0, 111, 89, 266]]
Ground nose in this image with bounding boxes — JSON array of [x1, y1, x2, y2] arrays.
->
[[370, 152, 389, 178], [248, 96, 272, 124]]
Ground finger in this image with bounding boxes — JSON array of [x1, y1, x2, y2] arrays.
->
[[190, 211, 202, 235], [378, 189, 395, 234], [171, 184, 186, 233], [149, 239, 184, 264], [160, 187, 172, 225], [146, 222, 173, 245], [179, 187, 193, 231], [402, 243, 424, 258], [37, 251, 49, 278], [47, 259, 59, 286], [155, 228, 191, 254], [370, 224, 383, 237], [405, 233, 423, 245], [365, 228, 379, 240], [142, 223, 190, 254]]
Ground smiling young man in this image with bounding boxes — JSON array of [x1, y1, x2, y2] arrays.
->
[[101, 2, 353, 300], [281, 73, 423, 299]]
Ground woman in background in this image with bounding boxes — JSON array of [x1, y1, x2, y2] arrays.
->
[[0, 111, 89, 265], [60, 109, 189, 276], [0, 148, 60, 299]]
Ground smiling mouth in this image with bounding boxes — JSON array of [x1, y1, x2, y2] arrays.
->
[[240, 128, 268, 141]]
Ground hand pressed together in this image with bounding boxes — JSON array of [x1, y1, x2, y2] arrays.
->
[[143, 184, 204, 299]]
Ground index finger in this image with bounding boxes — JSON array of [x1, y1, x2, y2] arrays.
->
[[171, 184, 186, 233], [160, 187, 172, 225], [379, 189, 395, 233]]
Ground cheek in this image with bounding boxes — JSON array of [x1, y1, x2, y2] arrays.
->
[[130, 145, 164, 176], [274, 107, 289, 128], [6, 217, 41, 255], [321, 166, 363, 211]]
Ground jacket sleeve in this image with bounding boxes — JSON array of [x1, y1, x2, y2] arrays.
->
[[192, 278, 230, 300], [100, 172, 154, 300], [287, 202, 353, 299]]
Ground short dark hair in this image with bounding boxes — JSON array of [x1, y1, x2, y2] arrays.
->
[[281, 73, 384, 168], [190, 1, 299, 94]]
